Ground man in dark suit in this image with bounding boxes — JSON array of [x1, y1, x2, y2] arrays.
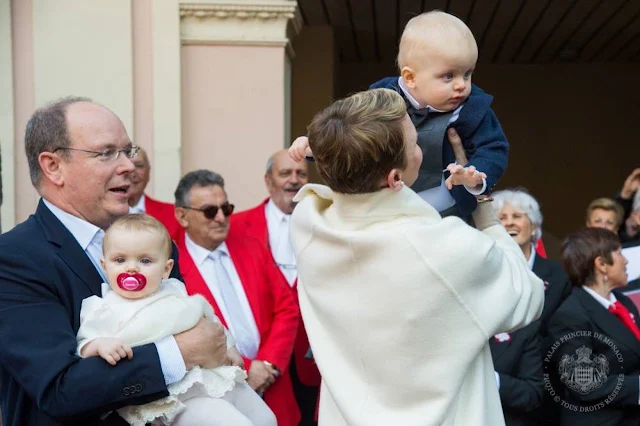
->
[[0, 97, 228, 426]]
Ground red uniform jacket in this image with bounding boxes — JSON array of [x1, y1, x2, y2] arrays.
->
[[143, 194, 181, 241], [230, 200, 322, 387], [177, 230, 301, 426]]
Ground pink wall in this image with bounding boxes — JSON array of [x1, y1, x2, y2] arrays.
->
[[181, 44, 287, 210]]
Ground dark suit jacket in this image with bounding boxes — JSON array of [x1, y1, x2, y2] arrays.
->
[[547, 288, 640, 426], [0, 200, 182, 426], [533, 256, 572, 338], [369, 77, 509, 217], [490, 322, 544, 426]]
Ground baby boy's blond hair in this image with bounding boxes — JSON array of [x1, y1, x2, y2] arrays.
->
[[398, 11, 478, 70]]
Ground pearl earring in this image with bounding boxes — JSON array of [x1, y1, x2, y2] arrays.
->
[[400, 180, 405, 187], [604, 273, 608, 283]]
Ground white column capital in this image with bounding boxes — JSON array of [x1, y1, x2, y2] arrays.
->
[[180, 1, 302, 57]]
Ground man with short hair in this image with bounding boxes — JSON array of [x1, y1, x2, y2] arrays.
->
[[0, 97, 228, 426], [231, 150, 320, 424], [174, 169, 300, 426], [128, 147, 181, 239]]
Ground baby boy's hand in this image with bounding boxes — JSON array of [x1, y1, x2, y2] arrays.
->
[[444, 163, 487, 190], [289, 136, 313, 162], [92, 338, 133, 366]]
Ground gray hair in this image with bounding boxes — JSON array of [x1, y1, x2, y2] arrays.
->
[[266, 156, 275, 175], [492, 188, 544, 242], [174, 169, 225, 207], [634, 189, 640, 213], [24, 96, 92, 187]]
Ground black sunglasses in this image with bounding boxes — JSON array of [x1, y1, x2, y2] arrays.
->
[[182, 202, 235, 219]]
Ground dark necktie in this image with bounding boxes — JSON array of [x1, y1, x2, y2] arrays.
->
[[609, 301, 640, 341]]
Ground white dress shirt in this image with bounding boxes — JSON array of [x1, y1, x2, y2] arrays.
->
[[397, 77, 487, 212], [129, 194, 146, 214], [582, 285, 617, 309], [185, 234, 261, 358], [265, 199, 297, 286], [42, 199, 186, 385]]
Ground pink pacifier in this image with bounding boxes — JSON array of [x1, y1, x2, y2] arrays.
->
[[116, 273, 147, 292]]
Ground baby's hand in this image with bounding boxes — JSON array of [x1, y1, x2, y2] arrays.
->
[[83, 337, 133, 366], [444, 163, 487, 190], [226, 346, 245, 369], [289, 136, 313, 162]]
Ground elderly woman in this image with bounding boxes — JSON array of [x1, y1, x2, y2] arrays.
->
[[490, 189, 573, 425], [288, 88, 544, 426], [493, 189, 572, 335], [548, 228, 639, 425]]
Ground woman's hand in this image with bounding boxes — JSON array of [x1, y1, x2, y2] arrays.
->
[[226, 346, 245, 369]]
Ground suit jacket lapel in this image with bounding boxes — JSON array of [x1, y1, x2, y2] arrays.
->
[[177, 233, 228, 328], [36, 200, 103, 296], [576, 288, 640, 358]]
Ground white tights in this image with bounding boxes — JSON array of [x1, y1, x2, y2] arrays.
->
[[172, 382, 277, 426]]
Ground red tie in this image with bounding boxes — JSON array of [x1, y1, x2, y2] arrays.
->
[[609, 301, 640, 341]]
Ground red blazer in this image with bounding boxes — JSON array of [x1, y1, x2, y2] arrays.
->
[[177, 230, 301, 426], [231, 200, 322, 386], [144, 194, 181, 241]]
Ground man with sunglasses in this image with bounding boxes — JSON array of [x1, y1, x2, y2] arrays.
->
[[230, 150, 321, 425], [174, 169, 300, 426], [0, 97, 229, 426], [127, 147, 181, 240]]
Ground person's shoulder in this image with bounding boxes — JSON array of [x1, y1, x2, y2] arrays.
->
[[368, 76, 401, 90], [535, 256, 569, 279], [144, 194, 174, 211], [0, 215, 45, 253], [230, 200, 267, 223]]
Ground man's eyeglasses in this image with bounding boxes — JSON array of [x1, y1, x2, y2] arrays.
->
[[53, 145, 140, 162], [181, 202, 235, 219]]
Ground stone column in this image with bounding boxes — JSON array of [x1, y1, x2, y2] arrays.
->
[[180, 0, 302, 210]]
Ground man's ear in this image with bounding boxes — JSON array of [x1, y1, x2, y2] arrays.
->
[[264, 173, 273, 192], [175, 207, 189, 228], [38, 152, 65, 187], [401, 66, 417, 89], [385, 168, 405, 191]]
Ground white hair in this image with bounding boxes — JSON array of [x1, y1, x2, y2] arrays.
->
[[492, 189, 543, 242], [634, 189, 640, 212]]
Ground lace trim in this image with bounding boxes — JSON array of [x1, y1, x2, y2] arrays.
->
[[117, 366, 247, 426]]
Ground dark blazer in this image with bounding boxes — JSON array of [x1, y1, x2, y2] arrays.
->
[[0, 200, 182, 426], [547, 287, 640, 426], [490, 322, 544, 426], [369, 77, 509, 217], [532, 256, 572, 337]]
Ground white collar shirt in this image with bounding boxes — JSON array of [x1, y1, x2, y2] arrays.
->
[[184, 234, 260, 357], [265, 199, 297, 286], [129, 194, 146, 214]]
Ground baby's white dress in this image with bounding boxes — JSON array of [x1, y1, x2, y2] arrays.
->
[[77, 278, 247, 426]]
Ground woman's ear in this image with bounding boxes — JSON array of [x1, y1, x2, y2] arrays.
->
[[385, 168, 405, 191], [593, 256, 608, 275]]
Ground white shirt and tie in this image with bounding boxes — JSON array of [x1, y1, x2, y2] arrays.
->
[[265, 199, 297, 286], [185, 234, 261, 358], [42, 199, 187, 385], [129, 194, 146, 214]]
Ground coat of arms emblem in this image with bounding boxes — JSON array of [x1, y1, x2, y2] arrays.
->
[[558, 346, 609, 394]]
